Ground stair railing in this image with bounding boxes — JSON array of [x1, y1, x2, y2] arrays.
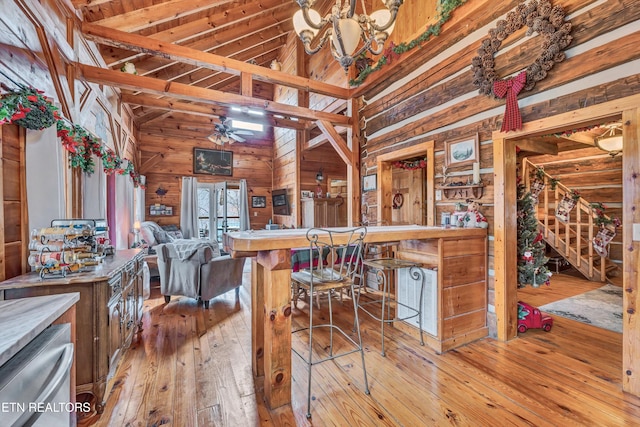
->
[[522, 158, 607, 281]]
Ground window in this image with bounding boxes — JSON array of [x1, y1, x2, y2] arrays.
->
[[230, 119, 263, 133]]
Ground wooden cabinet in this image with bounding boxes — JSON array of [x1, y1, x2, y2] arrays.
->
[[0, 249, 144, 413], [301, 198, 347, 228], [394, 234, 488, 353]]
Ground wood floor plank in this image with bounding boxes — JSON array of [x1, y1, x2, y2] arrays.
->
[[91, 268, 640, 426]]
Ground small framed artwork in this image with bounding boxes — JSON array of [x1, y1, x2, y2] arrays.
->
[[301, 190, 313, 199], [194, 148, 233, 176], [444, 133, 479, 168], [363, 174, 377, 192], [252, 196, 266, 208]]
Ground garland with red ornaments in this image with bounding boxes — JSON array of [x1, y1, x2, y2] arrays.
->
[[1, 82, 144, 188], [393, 157, 427, 170], [471, 0, 572, 132]]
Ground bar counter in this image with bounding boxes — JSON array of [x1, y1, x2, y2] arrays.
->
[[223, 225, 488, 410]]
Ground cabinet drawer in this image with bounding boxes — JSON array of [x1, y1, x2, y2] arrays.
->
[[108, 273, 123, 301]]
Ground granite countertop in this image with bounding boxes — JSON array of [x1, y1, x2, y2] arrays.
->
[[0, 292, 80, 366]]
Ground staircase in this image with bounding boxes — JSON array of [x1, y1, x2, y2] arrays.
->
[[522, 159, 614, 282]]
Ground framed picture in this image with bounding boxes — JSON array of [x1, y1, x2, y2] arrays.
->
[[444, 133, 479, 168], [363, 174, 377, 192], [193, 148, 233, 176], [301, 190, 313, 199], [252, 196, 266, 208]]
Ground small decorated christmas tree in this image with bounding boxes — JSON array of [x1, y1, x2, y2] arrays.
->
[[517, 182, 552, 287]]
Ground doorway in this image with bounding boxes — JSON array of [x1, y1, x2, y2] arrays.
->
[[376, 141, 436, 226], [197, 181, 240, 241], [492, 93, 640, 395]]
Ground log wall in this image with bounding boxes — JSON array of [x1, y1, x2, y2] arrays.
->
[[356, 0, 640, 336]]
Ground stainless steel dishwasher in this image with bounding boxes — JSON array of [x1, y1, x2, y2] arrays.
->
[[0, 323, 73, 426]]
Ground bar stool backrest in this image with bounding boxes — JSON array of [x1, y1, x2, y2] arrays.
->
[[305, 227, 367, 284]]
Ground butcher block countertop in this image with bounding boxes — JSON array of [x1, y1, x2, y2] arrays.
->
[[224, 225, 486, 255], [0, 293, 80, 366]]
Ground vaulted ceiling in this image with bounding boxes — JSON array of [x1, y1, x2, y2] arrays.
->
[[72, 0, 344, 138]]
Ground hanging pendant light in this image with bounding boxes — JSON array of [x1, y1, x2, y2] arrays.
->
[[293, 0, 403, 72], [595, 124, 623, 157]]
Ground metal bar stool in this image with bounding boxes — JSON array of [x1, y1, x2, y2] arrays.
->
[[291, 227, 370, 418], [356, 257, 425, 356]]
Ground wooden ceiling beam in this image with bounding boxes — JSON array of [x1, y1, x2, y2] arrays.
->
[[122, 93, 306, 130], [514, 139, 559, 155], [83, 23, 349, 99], [122, 94, 226, 117], [93, 0, 230, 33], [79, 64, 350, 125], [141, 35, 287, 89], [70, 0, 113, 8], [103, 3, 295, 67], [316, 120, 353, 166]]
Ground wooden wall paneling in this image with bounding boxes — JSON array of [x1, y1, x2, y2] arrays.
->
[[0, 124, 28, 280], [622, 107, 640, 395]]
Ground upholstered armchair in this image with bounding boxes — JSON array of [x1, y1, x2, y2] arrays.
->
[[156, 241, 246, 309]]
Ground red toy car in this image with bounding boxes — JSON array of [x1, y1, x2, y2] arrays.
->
[[517, 301, 553, 333]]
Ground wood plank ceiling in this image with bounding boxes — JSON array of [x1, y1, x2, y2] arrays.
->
[[72, 0, 616, 152], [72, 0, 334, 138]]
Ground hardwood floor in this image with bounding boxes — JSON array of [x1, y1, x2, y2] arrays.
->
[[90, 266, 640, 426]]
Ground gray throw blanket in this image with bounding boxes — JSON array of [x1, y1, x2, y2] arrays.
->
[[171, 240, 218, 261]]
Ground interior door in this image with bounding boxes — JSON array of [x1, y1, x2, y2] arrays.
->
[[392, 168, 425, 225]]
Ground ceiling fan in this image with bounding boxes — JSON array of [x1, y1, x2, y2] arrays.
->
[[207, 116, 253, 145]]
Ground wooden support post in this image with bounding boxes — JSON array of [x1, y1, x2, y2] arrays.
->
[[493, 136, 518, 341], [251, 258, 265, 378], [256, 249, 292, 408]]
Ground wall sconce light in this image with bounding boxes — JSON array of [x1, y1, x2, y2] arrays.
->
[[155, 186, 168, 201], [595, 124, 623, 157], [316, 169, 324, 182]]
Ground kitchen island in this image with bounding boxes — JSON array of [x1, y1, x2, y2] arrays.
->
[[0, 249, 144, 414], [223, 225, 488, 409]]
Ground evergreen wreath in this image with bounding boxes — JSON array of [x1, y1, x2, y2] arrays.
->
[[471, 0, 572, 96]]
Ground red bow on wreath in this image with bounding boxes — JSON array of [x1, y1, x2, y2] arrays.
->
[[494, 71, 527, 132]]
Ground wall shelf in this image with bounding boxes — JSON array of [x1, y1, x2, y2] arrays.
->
[[437, 183, 484, 200]]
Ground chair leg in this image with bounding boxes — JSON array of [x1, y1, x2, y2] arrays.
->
[[204, 299, 210, 309], [351, 283, 370, 395], [306, 284, 315, 419], [164, 295, 170, 304]]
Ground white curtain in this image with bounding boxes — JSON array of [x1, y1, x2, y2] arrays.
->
[[180, 176, 199, 238], [239, 179, 250, 231]]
